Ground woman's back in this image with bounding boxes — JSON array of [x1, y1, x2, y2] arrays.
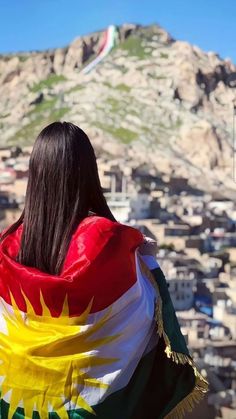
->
[[0, 122, 208, 418], [0, 215, 159, 418]]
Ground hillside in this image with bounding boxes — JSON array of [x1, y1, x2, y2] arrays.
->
[[0, 23, 235, 195]]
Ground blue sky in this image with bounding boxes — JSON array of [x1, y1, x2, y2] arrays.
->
[[1, 0, 235, 62]]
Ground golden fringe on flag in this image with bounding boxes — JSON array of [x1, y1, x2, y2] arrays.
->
[[139, 257, 209, 419]]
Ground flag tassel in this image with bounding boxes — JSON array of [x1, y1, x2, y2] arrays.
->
[[139, 257, 209, 419]]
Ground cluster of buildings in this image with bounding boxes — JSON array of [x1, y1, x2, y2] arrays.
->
[[0, 147, 235, 418]]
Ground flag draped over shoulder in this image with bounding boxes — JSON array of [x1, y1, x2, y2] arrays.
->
[[0, 215, 208, 419]]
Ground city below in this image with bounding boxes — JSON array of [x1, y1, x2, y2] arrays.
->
[[0, 145, 235, 418]]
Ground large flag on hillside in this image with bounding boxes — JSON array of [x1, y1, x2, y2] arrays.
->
[[0, 216, 208, 418]]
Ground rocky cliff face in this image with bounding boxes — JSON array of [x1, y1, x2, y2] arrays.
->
[[0, 23, 235, 195]]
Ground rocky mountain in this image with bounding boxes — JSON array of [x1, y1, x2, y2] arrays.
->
[[0, 23, 236, 196]]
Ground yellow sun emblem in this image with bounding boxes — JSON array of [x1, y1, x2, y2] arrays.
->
[[0, 290, 118, 419]]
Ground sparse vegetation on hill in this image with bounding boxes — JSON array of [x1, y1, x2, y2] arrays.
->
[[0, 23, 235, 195]]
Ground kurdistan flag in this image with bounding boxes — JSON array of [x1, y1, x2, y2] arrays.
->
[[0, 216, 208, 419]]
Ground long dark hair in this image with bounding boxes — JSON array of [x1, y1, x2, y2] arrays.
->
[[0, 122, 115, 275]]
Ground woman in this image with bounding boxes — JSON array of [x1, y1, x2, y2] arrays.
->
[[0, 122, 208, 419]]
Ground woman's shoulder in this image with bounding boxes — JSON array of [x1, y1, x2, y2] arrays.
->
[[79, 215, 116, 231], [73, 215, 144, 253], [62, 215, 144, 275], [79, 215, 143, 239]]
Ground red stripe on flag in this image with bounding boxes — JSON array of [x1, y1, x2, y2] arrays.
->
[[0, 216, 143, 316]]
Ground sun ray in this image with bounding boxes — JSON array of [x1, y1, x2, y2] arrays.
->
[[60, 292, 70, 317], [39, 290, 53, 317], [21, 287, 36, 316], [8, 289, 24, 324], [4, 386, 22, 419], [22, 391, 36, 419], [0, 290, 119, 417]]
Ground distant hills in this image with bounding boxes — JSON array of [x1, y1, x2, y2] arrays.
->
[[0, 23, 235, 196]]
